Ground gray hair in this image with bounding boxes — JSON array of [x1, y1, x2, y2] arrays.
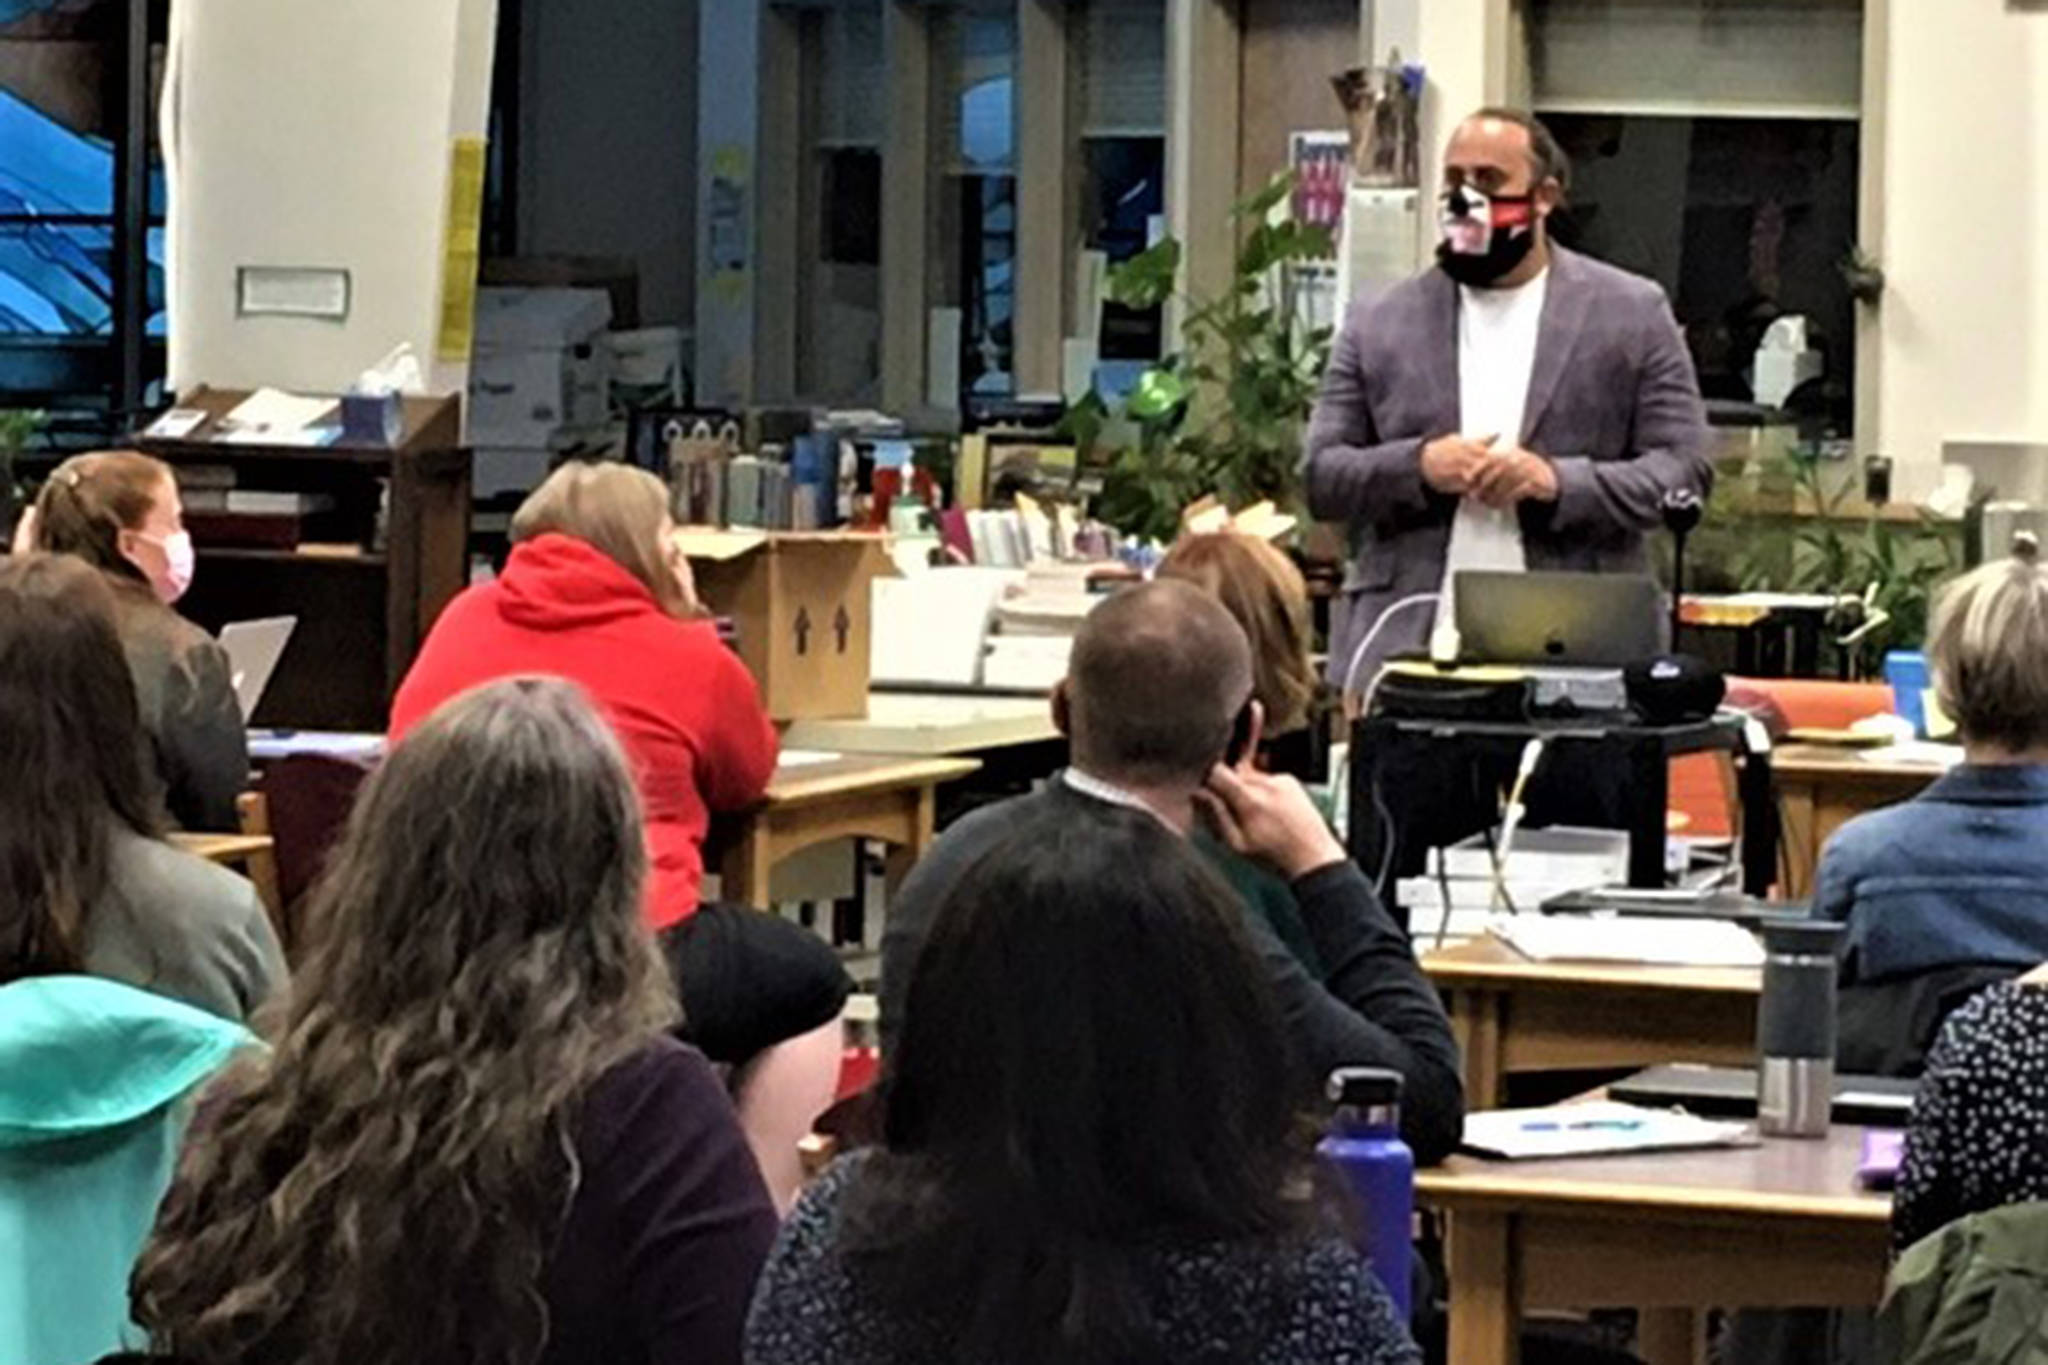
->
[[1928, 556, 2048, 753]]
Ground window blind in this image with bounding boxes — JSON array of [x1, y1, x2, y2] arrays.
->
[[1529, 0, 1863, 119]]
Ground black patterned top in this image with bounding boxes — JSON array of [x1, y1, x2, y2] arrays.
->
[[745, 1156, 1422, 1365], [1896, 981, 2048, 1253]]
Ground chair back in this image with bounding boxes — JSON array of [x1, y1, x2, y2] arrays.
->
[[257, 754, 372, 918]]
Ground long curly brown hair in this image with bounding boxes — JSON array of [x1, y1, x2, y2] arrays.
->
[[131, 677, 678, 1365]]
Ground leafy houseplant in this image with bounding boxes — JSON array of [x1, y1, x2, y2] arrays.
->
[[0, 409, 45, 545], [1065, 172, 1336, 543], [1713, 451, 1958, 678]]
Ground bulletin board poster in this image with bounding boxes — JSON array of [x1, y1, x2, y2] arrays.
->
[[436, 136, 488, 362]]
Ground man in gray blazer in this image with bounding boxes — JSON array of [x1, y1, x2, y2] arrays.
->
[[1307, 107, 1712, 689]]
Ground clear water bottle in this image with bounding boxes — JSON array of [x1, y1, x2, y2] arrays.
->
[[1319, 1067, 1415, 1321], [1757, 921, 1844, 1138]]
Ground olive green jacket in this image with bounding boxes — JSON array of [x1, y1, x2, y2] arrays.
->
[[1881, 1201, 2048, 1364]]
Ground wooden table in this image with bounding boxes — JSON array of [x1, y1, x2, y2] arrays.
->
[[713, 753, 981, 917], [1423, 938, 1761, 1109], [782, 691, 1058, 757], [1421, 1127, 1891, 1365], [1773, 744, 1945, 898]]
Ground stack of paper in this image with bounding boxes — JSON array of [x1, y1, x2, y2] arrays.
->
[[1463, 1101, 1755, 1161], [1487, 915, 1765, 968], [219, 388, 340, 446]]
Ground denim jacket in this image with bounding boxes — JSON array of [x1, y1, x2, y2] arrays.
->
[[1816, 764, 2048, 985]]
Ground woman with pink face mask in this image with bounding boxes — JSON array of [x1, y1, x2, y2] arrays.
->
[[20, 451, 248, 830]]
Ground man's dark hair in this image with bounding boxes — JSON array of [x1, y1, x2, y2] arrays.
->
[[1468, 105, 1571, 197], [1065, 579, 1254, 787]]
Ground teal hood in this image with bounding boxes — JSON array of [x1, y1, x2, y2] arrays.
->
[[0, 975, 254, 1365], [0, 974, 252, 1150]]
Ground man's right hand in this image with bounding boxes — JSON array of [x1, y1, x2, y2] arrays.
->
[[1198, 763, 1348, 882], [1420, 433, 1496, 496]]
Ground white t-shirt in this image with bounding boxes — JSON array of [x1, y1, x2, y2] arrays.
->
[[1441, 269, 1549, 611]]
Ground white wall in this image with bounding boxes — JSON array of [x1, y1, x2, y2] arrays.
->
[[165, 0, 498, 396], [1878, 0, 2048, 487], [518, 0, 699, 327]]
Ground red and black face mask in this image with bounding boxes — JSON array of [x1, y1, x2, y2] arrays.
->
[[1436, 183, 1540, 287]]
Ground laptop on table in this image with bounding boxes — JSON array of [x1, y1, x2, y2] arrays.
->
[[1454, 570, 1661, 668]]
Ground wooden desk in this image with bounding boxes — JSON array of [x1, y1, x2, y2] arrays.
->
[[715, 754, 981, 915], [1421, 1128, 1890, 1365], [1773, 744, 1944, 898], [1423, 938, 1761, 1108], [782, 692, 1058, 757]]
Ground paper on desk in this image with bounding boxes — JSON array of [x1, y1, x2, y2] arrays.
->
[[1858, 741, 1963, 769], [777, 749, 841, 769], [1488, 915, 1765, 968], [1463, 1101, 1755, 1161], [221, 388, 340, 445]]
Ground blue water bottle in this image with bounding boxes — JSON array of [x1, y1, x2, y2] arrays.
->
[[1319, 1067, 1415, 1321]]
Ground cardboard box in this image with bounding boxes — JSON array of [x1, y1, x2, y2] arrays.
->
[[673, 530, 893, 720], [480, 255, 640, 329], [469, 287, 613, 448]]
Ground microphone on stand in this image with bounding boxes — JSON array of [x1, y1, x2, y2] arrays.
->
[[1661, 488, 1705, 651]]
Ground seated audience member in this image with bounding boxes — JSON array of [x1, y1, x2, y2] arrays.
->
[[24, 451, 248, 831], [881, 580, 1463, 1163], [131, 678, 777, 1365], [390, 460, 848, 1208], [1892, 965, 2048, 1254], [0, 554, 282, 1023], [748, 806, 1422, 1365], [1158, 530, 1322, 779], [1816, 553, 2048, 1073], [1, 978, 252, 1365]]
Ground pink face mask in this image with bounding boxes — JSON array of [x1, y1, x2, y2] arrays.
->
[[134, 530, 197, 603]]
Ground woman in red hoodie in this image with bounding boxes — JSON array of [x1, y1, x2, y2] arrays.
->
[[391, 461, 849, 1209]]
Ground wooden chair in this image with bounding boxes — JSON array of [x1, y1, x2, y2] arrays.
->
[[235, 791, 288, 949]]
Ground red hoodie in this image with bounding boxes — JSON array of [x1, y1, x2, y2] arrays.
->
[[389, 532, 779, 928]]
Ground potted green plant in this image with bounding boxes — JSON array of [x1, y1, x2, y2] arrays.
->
[[0, 409, 45, 546], [1065, 172, 1336, 543]]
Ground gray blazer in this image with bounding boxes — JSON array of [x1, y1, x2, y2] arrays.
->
[[84, 828, 287, 1024], [1304, 245, 1712, 683]]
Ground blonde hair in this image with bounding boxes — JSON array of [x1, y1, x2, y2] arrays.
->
[[1157, 532, 1315, 735], [30, 450, 175, 588], [511, 461, 691, 617], [1928, 554, 2048, 753]]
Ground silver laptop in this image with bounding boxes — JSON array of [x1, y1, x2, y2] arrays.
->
[[218, 616, 297, 721], [1454, 571, 1661, 667]]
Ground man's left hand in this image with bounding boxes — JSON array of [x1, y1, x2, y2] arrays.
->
[[1471, 447, 1560, 509]]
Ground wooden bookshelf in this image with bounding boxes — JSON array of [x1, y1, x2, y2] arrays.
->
[[135, 386, 471, 729]]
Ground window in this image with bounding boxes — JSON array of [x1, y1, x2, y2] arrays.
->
[[797, 0, 884, 403], [1546, 115, 1860, 435], [928, 0, 1016, 405], [0, 0, 166, 432], [1073, 0, 1166, 363], [1528, 0, 1865, 441]]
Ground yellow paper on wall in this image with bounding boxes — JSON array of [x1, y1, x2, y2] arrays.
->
[[436, 136, 488, 362]]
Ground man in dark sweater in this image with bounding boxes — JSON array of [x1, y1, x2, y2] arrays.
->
[[880, 580, 1464, 1164]]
